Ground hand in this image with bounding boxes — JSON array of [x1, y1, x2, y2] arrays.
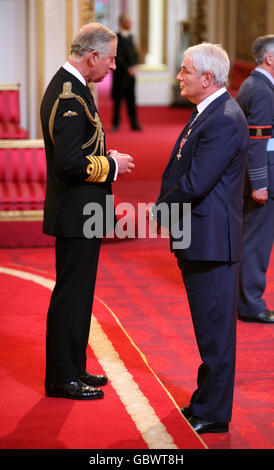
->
[[127, 66, 137, 77], [108, 150, 135, 176], [146, 206, 169, 237], [252, 189, 268, 204]]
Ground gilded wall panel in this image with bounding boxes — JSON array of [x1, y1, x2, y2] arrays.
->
[[236, 0, 267, 62]]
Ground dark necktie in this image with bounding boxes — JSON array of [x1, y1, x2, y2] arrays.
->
[[186, 106, 199, 129]]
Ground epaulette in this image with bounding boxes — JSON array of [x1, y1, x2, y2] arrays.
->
[[48, 81, 104, 156]]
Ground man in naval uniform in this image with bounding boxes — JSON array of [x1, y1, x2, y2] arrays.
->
[[236, 35, 274, 323], [40, 22, 134, 399]]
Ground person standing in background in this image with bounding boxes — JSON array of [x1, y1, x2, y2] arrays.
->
[[111, 14, 142, 131], [236, 35, 274, 324]]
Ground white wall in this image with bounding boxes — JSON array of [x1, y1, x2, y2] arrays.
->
[[43, 0, 67, 90], [136, 0, 190, 106], [0, 0, 28, 129]]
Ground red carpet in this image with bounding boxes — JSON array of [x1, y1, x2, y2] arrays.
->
[[0, 253, 205, 451], [0, 240, 273, 452], [0, 78, 273, 455]]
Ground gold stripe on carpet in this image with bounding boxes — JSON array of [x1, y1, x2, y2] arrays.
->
[[0, 266, 183, 449], [89, 318, 178, 449]]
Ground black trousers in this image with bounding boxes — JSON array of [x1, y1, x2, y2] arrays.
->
[[238, 197, 274, 317], [112, 75, 137, 128], [174, 255, 239, 422], [45, 236, 102, 384]]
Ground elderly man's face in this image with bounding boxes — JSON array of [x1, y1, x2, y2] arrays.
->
[[87, 39, 117, 83], [177, 55, 204, 104]]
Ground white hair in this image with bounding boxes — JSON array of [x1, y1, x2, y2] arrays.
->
[[70, 22, 117, 58], [184, 42, 230, 87]]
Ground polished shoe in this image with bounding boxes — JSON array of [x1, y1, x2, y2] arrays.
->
[[79, 371, 108, 387], [45, 380, 104, 400], [180, 405, 192, 419], [131, 123, 142, 131], [238, 309, 274, 323], [188, 416, 229, 434]]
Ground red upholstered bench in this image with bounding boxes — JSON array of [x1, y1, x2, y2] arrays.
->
[[0, 140, 46, 211], [0, 139, 50, 247], [229, 60, 254, 97], [0, 140, 137, 247], [0, 84, 29, 139]]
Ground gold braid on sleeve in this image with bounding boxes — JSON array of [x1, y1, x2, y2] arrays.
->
[[85, 155, 110, 183]]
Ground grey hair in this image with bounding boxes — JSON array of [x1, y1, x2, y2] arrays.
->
[[70, 22, 117, 58], [184, 42, 230, 87], [252, 35, 274, 65]]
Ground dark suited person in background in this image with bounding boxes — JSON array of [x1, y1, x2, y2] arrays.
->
[[111, 14, 142, 131], [236, 35, 274, 324], [153, 43, 249, 434], [40, 22, 134, 400]]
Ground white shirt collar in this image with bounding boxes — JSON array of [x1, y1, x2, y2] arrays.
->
[[62, 61, 86, 86], [255, 67, 274, 86], [197, 87, 227, 115], [120, 28, 130, 37]]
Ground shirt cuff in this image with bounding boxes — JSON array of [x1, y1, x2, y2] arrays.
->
[[112, 157, 118, 181]]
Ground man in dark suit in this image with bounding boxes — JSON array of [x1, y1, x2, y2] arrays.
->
[[153, 43, 249, 433], [111, 14, 141, 131], [40, 22, 134, 400], [236, 35, 274, 324]]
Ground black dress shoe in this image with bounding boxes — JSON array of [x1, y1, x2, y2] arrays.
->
[[131, 123, 142, 131], [181, 405, 192, 419], [239, 309, 274, 323], [79, 371, 108, 387], [45, 380, 104, 400], [188, 416, 229, 434]]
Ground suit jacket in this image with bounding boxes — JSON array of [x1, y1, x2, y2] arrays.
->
[[236, 70, 274, 198], [155, 91, 249, 262], [112, 32, 138, 99], [40, 67, 116, 237]]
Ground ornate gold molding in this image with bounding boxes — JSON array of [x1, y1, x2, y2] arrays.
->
[[267, 0, 274, 32], [0, 83, 20, 90], [66, 0, 73, 57], [0, 210, 43, 222], [0, 139, 44, 148], [79, 0, 95, 27]]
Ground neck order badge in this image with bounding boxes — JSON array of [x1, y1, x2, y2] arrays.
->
[[177, 109, 199, 160]]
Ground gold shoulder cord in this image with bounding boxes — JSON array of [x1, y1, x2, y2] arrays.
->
[[49, 82, 109, 183]]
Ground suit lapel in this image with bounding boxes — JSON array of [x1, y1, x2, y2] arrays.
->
[[163, 91, 231, 177], [159, 91, 234, 199], [190, 91, 231, 132]]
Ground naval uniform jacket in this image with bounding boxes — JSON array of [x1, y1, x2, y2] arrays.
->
[[236, 69, 274, 199], [40, 67, 116, 238], [155, 91, 249, 262]]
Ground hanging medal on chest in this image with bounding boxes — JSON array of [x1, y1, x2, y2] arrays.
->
[[177, 129, 192, 160]]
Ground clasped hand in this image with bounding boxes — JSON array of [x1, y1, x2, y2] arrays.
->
[[108, 149, 135, 176]]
